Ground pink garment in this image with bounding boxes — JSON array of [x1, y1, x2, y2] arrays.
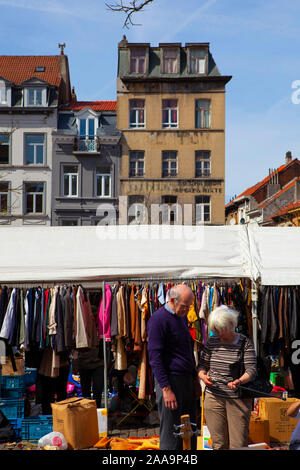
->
[[97, 284, 112, 342]]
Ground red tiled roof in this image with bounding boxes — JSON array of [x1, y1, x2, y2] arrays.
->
[[0, 56, 63, 87], [61, 101, 117, 112], [225, 159, 299, 208], [268, 200, 300, 221], [255, 178, 300, 210]]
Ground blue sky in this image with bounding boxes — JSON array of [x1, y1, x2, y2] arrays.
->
[[1, 0, 300, 202]]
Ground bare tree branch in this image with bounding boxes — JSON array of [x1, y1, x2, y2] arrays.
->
[[106, 0, 154, 28]]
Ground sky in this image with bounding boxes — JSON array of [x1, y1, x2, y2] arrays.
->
[[1, 0, 300, 203]]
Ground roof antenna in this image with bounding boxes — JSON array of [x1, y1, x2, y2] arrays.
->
[[58, 43, 66, 55]]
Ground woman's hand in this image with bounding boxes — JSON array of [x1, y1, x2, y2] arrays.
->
[[227, 379, 241, 390], [198, 371, 214, 387]]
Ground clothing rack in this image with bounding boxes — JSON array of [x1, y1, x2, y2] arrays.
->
[[0, 275, 258, 414]]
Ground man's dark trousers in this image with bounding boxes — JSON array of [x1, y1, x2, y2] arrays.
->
[[155, 375, 197, 450]]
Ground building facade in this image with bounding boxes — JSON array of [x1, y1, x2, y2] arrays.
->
[[0, 52, 71, 226], [117, 37, 231, 225], [225, 152, 300, 226], [52, 99, 121, 226]]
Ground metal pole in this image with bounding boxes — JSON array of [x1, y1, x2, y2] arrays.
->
[[251, 280, 258, 354], [102, 280, 108, 410]]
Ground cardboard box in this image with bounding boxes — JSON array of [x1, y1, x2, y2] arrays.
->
[[1, 357, 24, 375], [97, 408, 107, 438], [248, 414, 270, 445], [52, 397, 99, 450], [258, 398, 299, 444]]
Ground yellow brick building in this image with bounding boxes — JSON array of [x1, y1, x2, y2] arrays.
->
[[117, 37, 231, 224]]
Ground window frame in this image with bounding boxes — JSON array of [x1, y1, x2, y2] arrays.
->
[[0, 133, 11, 165], [195, 99, 211, 129], [24, 182, 45, 215], [62, 165, 79, 198], [24, 87, 47, 107], [129, 47, 148, 74], [162, 99, 178, 128], [129, 99, 145, 128], [95, 170, 112, 198], [0, 181, 10, 213], [162, 151, 178, 177], [195, 150, 211, 177], [129, 151, 145, 177], [161, 47, 180, 74], [24, 133, 46, 165], [195, 195, 211, 223]]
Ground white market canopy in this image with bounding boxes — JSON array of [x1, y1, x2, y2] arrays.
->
[[0, 224, 299, 286]]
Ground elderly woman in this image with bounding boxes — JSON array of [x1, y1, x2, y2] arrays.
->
[[198, 305, 256, 450]]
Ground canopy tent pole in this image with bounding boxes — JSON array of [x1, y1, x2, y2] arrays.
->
[[251, 280, 258, 354], [102, 280, 108, 411]]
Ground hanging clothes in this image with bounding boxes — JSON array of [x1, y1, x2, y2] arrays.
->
[[97, 284, 112, 343]]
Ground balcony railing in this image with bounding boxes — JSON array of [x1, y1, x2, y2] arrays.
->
[[73, 136, 100, 153]]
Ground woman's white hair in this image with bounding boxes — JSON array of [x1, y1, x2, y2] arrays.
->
[[208, 305, 239, 334]]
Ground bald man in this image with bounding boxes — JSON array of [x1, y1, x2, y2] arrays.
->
[[147, 284, 198, 450]]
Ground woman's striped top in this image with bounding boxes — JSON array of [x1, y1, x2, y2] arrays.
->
[[198, 333, 257, 398]]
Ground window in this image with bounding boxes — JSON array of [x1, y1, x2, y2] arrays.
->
[[60, 219, 79, 226], [25, 134, 45, 165], [27, 88, 43, 106], [129, 100, 145, 128], [162, 48, 178, 74], [95, 170, 111, 198], [0, 86, 7, 105], [195, 195, 210, 223], [195, 151, 211, 177], [0, 182, 9, 213], [162, 99, 178, 128], [130, 48, 146, 73], [162, 195, 178, 223], [63, 166, 78, 197], [128, 195, 145, 223], [129, 151, 145, 177], [162, 151, 177, 177], [195, 99, 211, 128], [78, 117, 97, 151], [189, 50, 206, 74], [0, 133, 10, 164], [24, 183, 44, 214], [35, 66, 45, 72]]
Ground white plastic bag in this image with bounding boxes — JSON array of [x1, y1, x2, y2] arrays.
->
[[38, 431, 68, 450]]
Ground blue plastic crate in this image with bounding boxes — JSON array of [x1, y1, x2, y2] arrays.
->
[[0, 388, 25, 399], [1, 374, 25, 390], [8, 418, 22, 440], [0, 398, 25, 419], [21, 416, 53, 441]]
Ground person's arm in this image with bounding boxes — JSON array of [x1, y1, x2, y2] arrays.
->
[[197, 342, 214, 387], [228, 337, 256, 390], [287, 401, 300, 417], [147, 315, 178, 410]]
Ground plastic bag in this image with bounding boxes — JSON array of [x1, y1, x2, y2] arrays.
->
[[38, 431, 68, 450]]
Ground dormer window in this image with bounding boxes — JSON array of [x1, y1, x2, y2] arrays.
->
[[161, 47, 179, 74], [75, 108, 99, 152], [0, 80, 11, 106], [130, 47, 147, 74], [187, 47, 208, 74], [24, 87, 47, 107]]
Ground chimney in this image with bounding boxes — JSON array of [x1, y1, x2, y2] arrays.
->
[[286, 151, 292, 164], [118, 35, 128, 48]]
